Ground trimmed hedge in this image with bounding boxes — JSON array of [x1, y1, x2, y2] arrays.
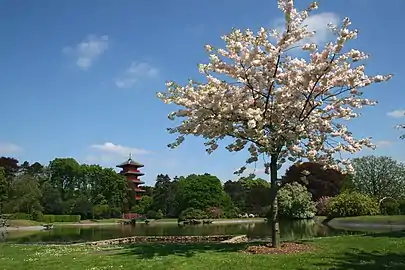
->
[[41, 215, 81, 223]]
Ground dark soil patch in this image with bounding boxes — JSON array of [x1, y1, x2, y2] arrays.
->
[[243, 242, 315, 255]]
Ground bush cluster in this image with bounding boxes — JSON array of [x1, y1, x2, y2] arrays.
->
[[326, 191, 379, 218], [380, 199, 401, 215], [278, 182, 316, 219], [178, 208, 208, 221], [146, 210, 164, 219]]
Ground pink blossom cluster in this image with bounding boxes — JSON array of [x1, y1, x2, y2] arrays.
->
[[157, 0, 392, 175]]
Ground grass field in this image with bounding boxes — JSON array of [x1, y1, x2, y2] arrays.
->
[[330, 215, 405, 225], [1, 231, 404, 270]]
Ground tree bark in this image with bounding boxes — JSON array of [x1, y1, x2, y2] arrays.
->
[[269, 154, 280, 248]]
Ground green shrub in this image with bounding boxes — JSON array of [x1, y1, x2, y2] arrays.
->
[[32, 211, 43, 221], [109, 207, 122, 218], [178, 208, 207, 221], [10, 213, 32, 220], [146, 209, 164, 219], [399, 200, 405, 215], [92, 204, 110, 219], [278, 182, 316, 219], [326, 191, 379, 218], [380, 199, 400, 215], [206, 207, 222, 219], [156, 210, 164, 219], [258, 206, 271, 218]]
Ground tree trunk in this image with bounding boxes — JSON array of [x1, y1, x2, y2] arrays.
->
[[270, 154, 280, 248]]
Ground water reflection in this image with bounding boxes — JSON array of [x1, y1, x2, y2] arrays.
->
[[2, 219, 359, 244]]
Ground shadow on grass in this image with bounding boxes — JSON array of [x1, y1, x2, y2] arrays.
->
[[315, 249, 405, 270], [112, 242, 247, 259], [363, 230, 405, 238]]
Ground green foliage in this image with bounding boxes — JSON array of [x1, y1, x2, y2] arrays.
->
[[132, 195, 152, 214], [326, 191, 380, 218], [6, 174, 43, 214], [92, 204, 110, 219], [151, 174, 178, 217], [0, 168, 8, 214], [351, 156, 405, 200], [224, 177, 271, 214], [179, 207, 207, 220], [10, 213, 32, 220], [146, 209, 163, 219], [399, 200, 405, 215], [109, 207, 122, 218], [32, 210, 44, 221], [380, 199, 401, 215], [278, 182, 316, 219], [175, 174, 232, 213], [206, 207, 222, 219]]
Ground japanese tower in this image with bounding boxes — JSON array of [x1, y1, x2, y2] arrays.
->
[[116, 155, 145, 201]]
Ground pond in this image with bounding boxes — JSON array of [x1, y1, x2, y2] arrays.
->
[[1, 220, 361, 244]]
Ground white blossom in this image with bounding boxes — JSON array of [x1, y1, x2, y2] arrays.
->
[[157, 0, 392, 174]]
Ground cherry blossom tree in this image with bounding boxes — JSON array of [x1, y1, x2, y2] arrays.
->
[[157, 0, 392, 247]]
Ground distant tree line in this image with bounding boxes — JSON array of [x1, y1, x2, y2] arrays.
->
[[1, 155, 404, 221]]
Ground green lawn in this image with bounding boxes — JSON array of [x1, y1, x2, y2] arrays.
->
[[54, 218, 123, 225], [7, 219, 41, 227], [331, 215, 405, 225], [1, 231, 405, 270]]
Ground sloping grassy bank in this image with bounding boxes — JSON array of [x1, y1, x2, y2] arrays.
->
[[1, 231, 404, 270], [329, 215, 405, 225]]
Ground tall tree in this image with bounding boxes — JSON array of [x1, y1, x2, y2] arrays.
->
[[152, 174, 178, 216], [0, 157, 19, 185], [175, 174, 232, 213], [48, 158, 82, 201], [157, 0, 392, 247], [6, 174, 43, 214], [0, 168, 8, 214], [351, 156, 405, 200], [283, 162, 347, 201]]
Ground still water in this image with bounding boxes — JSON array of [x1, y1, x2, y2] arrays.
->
[[1, 220, 359, 244]]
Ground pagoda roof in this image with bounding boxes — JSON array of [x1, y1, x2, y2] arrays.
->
[[116, 158, 144, 168], [132, 181, 145, 185], [123, 171, 145, 176]]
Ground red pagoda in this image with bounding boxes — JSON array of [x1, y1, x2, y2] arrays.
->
[[116, 155, 145, 201]]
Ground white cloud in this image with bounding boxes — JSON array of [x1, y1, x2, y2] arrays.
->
[[274, 12, 340, 46], [387, 110, 405, 118], [375, 140, 393, 148], [0, 142, 22, 155], [85, 142, 151, 166], [63, 35, 109, 70], [90, 142, 150, 157], [115, 62, 159, 88], [303, 13, 340, 45]]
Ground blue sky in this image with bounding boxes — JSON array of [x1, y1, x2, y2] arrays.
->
[[0, 0, 404, 185]]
